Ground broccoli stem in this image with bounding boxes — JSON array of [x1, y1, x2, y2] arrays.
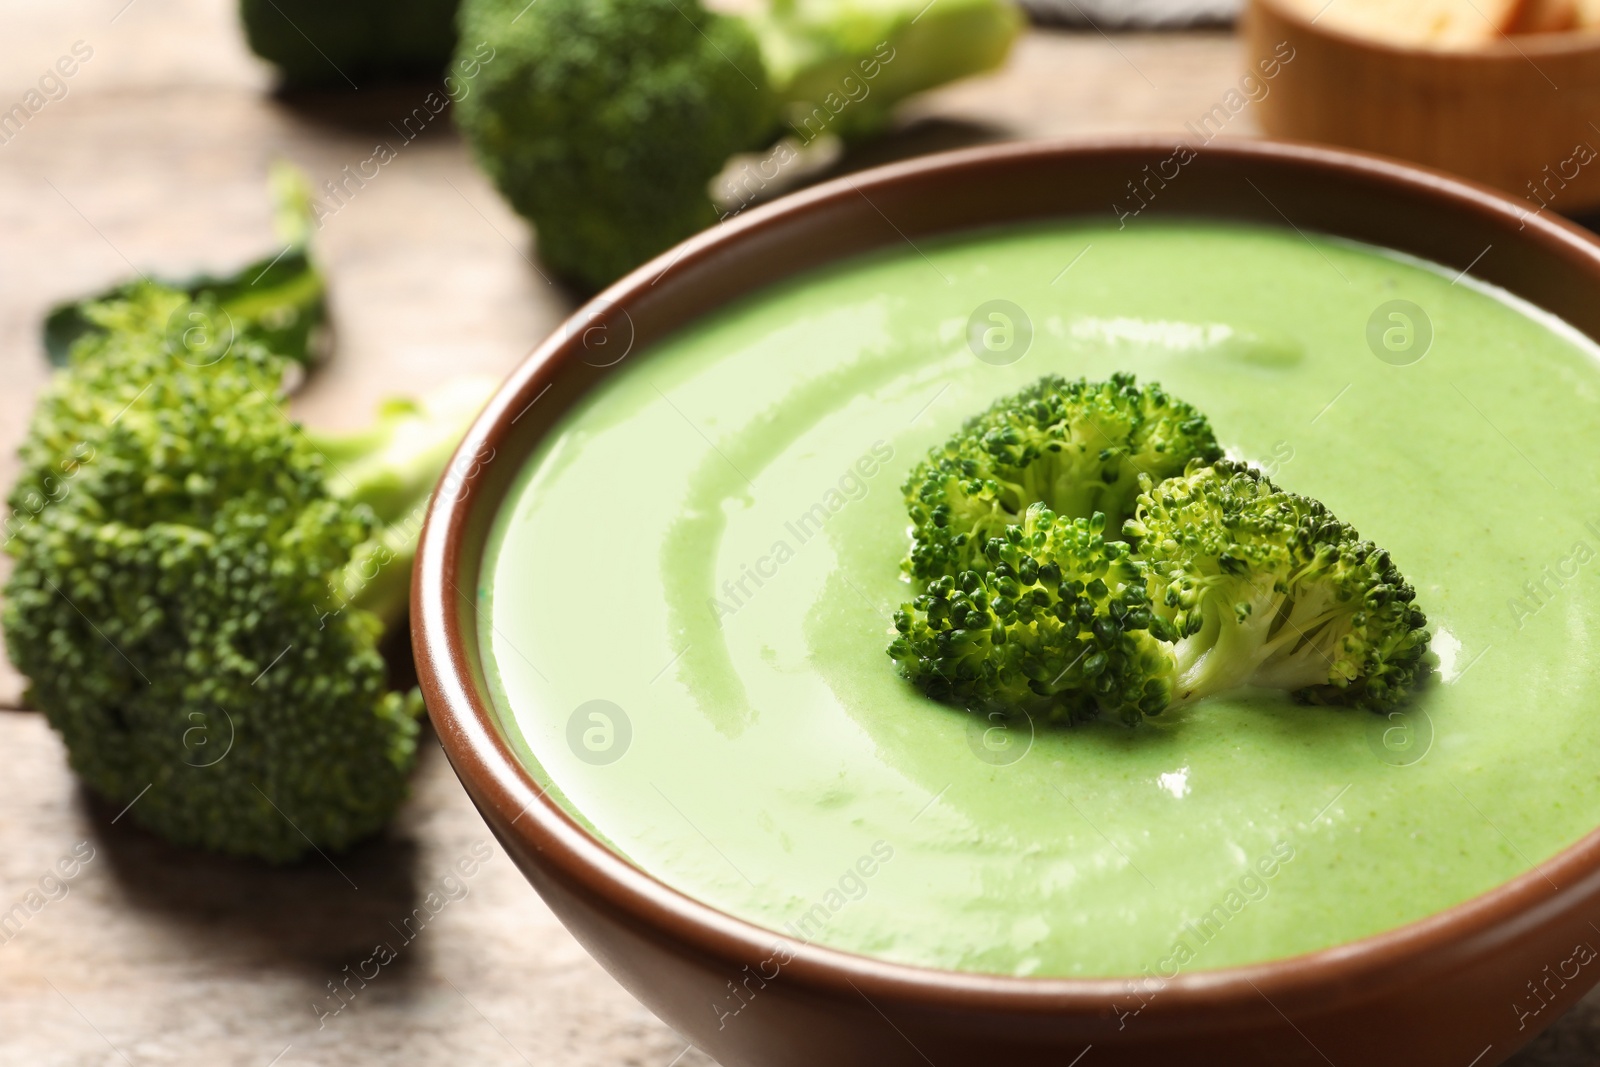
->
[[304, 379, 495, 628], [1170, 580, 1355, 705], [745, 0, 1022, 143]]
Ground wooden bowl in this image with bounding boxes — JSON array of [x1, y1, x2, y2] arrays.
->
[[1245, 0, 1600, 216], [413, 138, 1600, 1067]]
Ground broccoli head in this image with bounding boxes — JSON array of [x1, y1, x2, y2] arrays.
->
[[889, 506, 1173, 726], [241, 0, 460, 87], [454, 0, 1022, 290], [3, 283, 489, 861], [888, 382, 1431, 726], [456, 0, 775, 292], [1125, 460, 1432, 713], [902, 373, 1222, 583]]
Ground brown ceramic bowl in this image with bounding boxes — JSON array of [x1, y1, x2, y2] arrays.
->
[[412, 138, 1600, 1067]]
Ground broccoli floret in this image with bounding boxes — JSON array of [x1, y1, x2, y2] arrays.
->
[[3, 283, 490, 861], [903, 373, 1222, 583], [888, 385, 1431, 726], [240, 0, 460, 87], [889, 506, 1173, 726], [454, 0, 1022, 290], [1125, 460, 1432, 713]]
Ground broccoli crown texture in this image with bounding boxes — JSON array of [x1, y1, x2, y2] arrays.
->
[[888, 379, 1432, 726], [3, 285, 441, 861], [453, 0, 1020, 290], [902, 373, 1222, 583], [241, 0, 460, 86], [1126, 460, 1432, 713], [455, 0, 776, 291], [889, 506, 1173, 726]]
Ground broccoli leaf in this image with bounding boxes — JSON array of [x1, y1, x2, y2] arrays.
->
[[42, 162, 326, 369]]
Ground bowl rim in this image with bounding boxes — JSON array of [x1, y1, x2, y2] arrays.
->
[[1251, 0, 1600, 60], [412, 135, 1600, 1015]]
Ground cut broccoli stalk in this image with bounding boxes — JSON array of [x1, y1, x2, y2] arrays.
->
[[749, 0, 1022, 142], [307, 381, 497, 629], [454, 0, 1022, 290], [3, 283, 493, 862]]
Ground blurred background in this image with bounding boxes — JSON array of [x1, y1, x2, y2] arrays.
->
[[3, 1, 1599, 1063]]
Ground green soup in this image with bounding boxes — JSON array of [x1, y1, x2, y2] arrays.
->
[[479, 219, 1600, 979]]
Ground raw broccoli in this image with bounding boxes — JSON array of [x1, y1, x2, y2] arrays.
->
[[454, 0, 1022, 290], [889, 506, 1174, 726], [240, 0, 460, 87], [888, 385, 1431, 725], [902, 373, 1222, 583], [1125, 460, 1432, 714], [3, 283, 490, 861]]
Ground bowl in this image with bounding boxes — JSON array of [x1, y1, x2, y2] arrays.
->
[[413, 138, 1600, 1067], [1245, 0, 1600, 216]]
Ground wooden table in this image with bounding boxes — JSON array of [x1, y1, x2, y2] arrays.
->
[[2, 3, 1596, 1063]]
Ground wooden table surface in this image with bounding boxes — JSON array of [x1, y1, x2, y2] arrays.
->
[[3, 3, 1598, 1064]]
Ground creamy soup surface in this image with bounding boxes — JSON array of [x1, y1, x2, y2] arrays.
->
[[481, 220, 1600, 978]]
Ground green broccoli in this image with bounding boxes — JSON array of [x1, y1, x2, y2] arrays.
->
[[902, 373, 1222, 583], [3, 283, 491, 861], [888, 383, 1431, 726], [1125, 460, 1432, 714], [240, 0, 460, 87], [889, 506, 1174, 726], [453, 0, 1022, 291]]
